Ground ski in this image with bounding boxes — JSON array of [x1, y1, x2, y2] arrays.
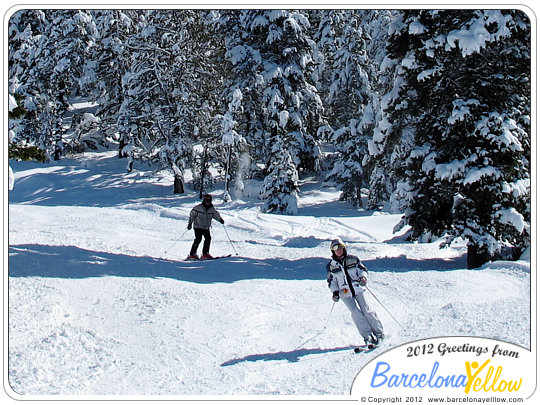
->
[[185, 254, 232, 261], [353, 344, 379, 354], [201, 254, 232, 260], [353, 334, 385, 353]]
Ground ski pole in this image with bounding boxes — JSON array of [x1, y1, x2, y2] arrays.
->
[[365, 285, 405, 330], [293, 301, 335, 351], [222, 223, 239, 256], [163, 227, 190, 255]]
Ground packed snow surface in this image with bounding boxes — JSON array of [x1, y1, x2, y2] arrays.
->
[[8, 151, 530, 396]]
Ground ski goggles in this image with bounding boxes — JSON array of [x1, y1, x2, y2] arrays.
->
[[331, 244, 345, 251]]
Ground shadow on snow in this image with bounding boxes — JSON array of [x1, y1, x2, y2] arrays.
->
[[9, 244, 467, 283], [8, 244, 326, 283], [8, 158, 192, 208], [220, 346, 356, 366]]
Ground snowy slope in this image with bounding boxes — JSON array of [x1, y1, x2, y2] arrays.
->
[[7, 151, 530, 396]]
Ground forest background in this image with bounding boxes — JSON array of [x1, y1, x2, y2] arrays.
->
[[7, 9, 532, 267]]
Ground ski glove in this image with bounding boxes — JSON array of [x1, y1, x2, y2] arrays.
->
[[187, 223, 192, 230], [332, 291, 340, 302], [219, 219, 225, 224], [359, 276, 367, 286]]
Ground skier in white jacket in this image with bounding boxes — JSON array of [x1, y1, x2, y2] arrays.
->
[[326, 238, 384, 348]]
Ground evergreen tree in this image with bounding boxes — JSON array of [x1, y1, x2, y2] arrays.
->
[[117, 10, 176, 165], [304, 10, 334, 100], [9, 10, 58, 155], [364, 11, 417, 213], [310, 10, 398, 209], [321, 10, 373, 207], [222, 10, 324, 214], [359, 10, 401, 210], [389, 10, 530, 266], [115, 9, 226, 189], [8, 10, 48, 147], [89, 10, 140, 149], [220, 88, 247, 202], [186, 11, 230, 197], [9, 10, 99, 157]]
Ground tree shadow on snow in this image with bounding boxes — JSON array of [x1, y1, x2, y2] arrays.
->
[[220, 346, 356, 366], [8, 244, 469, 283], [363, 254, 468, 272], [8, 244, 327, 283], [8, 158, 193, 208]]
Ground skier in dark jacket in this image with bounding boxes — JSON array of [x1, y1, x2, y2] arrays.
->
[[187, 194, 224, 259], [326, 238, 384, 348]]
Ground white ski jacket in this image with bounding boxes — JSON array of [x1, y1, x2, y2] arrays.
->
[[326, 254, 368, 298], [189, 203, 223, 230]]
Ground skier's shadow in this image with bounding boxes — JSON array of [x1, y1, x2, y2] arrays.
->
[[220, 346, 355, 366]]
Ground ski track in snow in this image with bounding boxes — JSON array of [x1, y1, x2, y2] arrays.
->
[[7, 152, 531, 396]]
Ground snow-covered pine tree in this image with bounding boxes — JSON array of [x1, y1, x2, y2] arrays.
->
[[317, 10, 374, 208], [220, 88, 246, 202], [259, 145, 300, 215], [182, 11, 230, 198], [9, 10, 99, 157], [304, 10, 335, 103], [89, 10, 140, 150], [117, 10, 178, 166], [44, 10, 98, 154], [222, 10, 324, 214], [389, 10, 530, 267], [218, 10, 265, 173], [358, 10, 401, 210], [362, 11, 418, 214], [8, 10, 48, 148], [116, 9, 224, 188]]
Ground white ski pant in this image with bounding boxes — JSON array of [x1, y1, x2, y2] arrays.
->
[[341, 293, 384, 339]]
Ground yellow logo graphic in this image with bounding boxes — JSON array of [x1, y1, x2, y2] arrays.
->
[[465, 360, 522, 394]]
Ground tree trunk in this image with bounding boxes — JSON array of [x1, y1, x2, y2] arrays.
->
[[119, 138, 126, 158], [467, 244, 491, 269], [199, 141, 209, 199], [54, 143, 62, 161], [174, 175, 184, 194], [223, 145, 232, 202]]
